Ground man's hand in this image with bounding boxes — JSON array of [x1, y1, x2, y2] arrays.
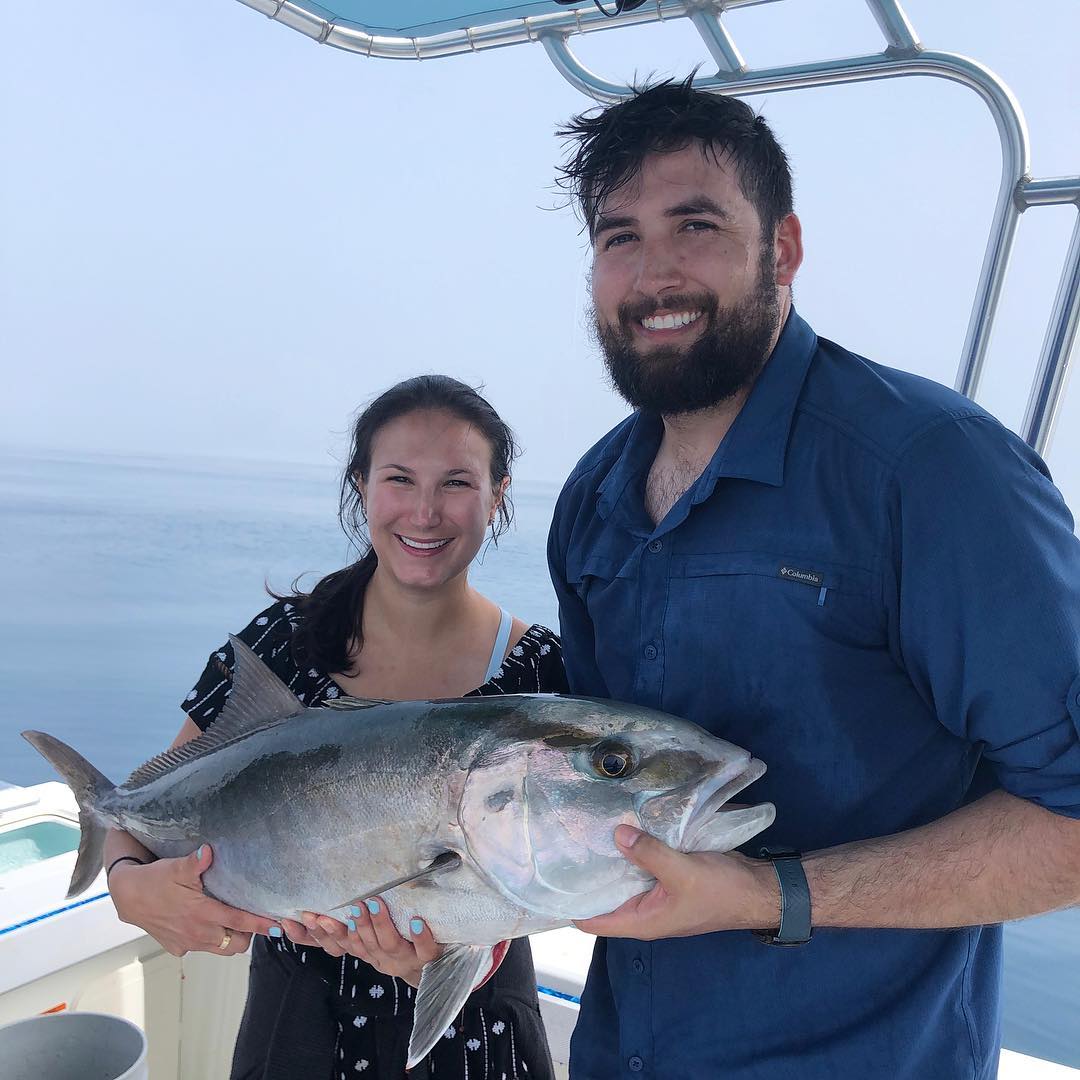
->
[[573, 825, 780, 940]]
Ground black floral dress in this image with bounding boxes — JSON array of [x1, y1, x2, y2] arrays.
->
[[182, 599, 568, 1080]]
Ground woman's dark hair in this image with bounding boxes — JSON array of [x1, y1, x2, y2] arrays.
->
[[278, 375, 518, 677], [557, 75, 794, 242]]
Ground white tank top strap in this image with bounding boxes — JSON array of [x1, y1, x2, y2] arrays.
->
[[483, 608, 514, 683]]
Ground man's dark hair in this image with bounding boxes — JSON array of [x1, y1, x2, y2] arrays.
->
[[557, 76, 794, 240]]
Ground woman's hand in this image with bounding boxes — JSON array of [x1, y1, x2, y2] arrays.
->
[[288, 898, 443, 987], [108, 843, 280, 958]]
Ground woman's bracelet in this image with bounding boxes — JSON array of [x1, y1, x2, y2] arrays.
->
[[105, 855, 148, 880]]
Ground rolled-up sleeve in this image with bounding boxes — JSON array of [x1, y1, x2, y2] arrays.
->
[[888, 414, 1080, 817]]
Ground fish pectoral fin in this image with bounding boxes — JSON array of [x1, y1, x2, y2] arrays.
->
[[407, 943, 493, 1070], [332, 851, 462, 911]]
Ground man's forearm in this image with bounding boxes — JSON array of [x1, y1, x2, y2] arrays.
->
[[803, 790, 1080, 929]]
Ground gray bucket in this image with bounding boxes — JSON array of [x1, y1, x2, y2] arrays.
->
[[0, 1011, 148, 1080]]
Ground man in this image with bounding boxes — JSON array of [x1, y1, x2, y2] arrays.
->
[[547, 78, 1080, 1079]]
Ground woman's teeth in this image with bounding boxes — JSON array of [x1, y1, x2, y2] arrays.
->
[[398, 536, 452, 551], [641, 310, 702, 331]]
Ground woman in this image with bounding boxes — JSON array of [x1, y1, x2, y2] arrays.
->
[[103, 375, 566, 1080]]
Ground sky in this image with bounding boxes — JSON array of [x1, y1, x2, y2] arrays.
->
[[1, 0, 1078, 505]]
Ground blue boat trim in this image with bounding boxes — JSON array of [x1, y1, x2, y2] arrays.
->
[[0, 891, 109, 938], [537, 984, 581, 1005]]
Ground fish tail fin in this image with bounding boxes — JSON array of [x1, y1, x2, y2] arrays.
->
[[22, 730, 115, 898]]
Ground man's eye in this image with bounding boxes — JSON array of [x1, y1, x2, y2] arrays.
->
[[602, 232, 636, 250], [682, 219, 718, 233]]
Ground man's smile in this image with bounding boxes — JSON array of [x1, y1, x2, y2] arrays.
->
[[639, 310, 703, 332]]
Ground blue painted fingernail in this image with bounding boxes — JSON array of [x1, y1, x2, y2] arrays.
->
[[348, 905, 361, 917], [347, 918, 357, 932], [366, 899, 380, 915], [196, 845, 204, 860], [410, 918, 424, 935], [268, 926, 282, 939]]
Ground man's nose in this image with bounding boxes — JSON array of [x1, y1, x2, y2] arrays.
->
[[633, 238, 684, 296]]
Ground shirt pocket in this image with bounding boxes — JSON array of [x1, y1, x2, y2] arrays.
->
[[563, 551, 648, 654], [564, 552, 635, 604], [674, 551, 886, 650]]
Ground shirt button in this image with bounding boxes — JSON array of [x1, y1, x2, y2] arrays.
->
[[628, 1056, 645, 1072], [643, 644, 658, 661], [647, 539, 663, 553], [632, 958, 645, 974]]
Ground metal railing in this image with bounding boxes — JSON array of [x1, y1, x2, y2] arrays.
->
[[234, 0, 1080, 456]]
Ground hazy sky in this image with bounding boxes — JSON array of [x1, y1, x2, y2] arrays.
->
[[2, 0, 1078, 505]]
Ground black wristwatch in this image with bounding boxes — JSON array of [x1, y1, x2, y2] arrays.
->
[[752, 846, 812, 946]]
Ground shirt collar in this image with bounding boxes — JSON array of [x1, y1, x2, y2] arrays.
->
[[596, 308, 818, 528]]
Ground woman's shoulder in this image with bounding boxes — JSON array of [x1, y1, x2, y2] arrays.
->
[[231, 598, 308, 675], [235, 598, 304, 648], [485, 623, 568, 695], [181, 598, 308, 728], [224, 598, 305, 678], [513, 624, 561, 654]]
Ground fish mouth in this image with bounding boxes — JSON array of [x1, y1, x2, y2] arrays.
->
[[678, 758, 775, 854]]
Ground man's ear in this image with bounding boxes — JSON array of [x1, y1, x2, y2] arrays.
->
[[773, 212, 803, 288]]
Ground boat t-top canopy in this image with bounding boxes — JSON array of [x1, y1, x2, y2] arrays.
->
[[236, 0, 1079, 459], [237, 0, 682, 53]]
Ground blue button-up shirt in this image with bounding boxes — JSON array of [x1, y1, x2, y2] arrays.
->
[[548, 310, 1080, 1079]]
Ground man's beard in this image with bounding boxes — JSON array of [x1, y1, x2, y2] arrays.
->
[[593, 247, 781, 416]]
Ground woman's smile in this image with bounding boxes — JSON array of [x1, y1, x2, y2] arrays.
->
[[396, 534, 454, 557]]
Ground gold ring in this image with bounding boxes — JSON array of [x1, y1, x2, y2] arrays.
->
[[218, 931, 233, 951]]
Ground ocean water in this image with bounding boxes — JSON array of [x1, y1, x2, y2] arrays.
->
[[1, 447, 1077, 1067]]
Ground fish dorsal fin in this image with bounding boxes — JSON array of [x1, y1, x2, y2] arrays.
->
[[330, 852, 461, 914], [123, 635, 305, 790], [219, 634, 306, 729], [407, 943, 494, 1069], [322, 695, 390, 710]]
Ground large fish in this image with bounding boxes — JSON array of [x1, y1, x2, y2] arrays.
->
[[24, 636, 774, 1066]]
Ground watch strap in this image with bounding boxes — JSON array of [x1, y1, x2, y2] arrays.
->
[[754, 846, 812, 946]]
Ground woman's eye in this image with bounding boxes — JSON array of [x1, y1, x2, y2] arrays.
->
[[591, 744, 634, 779], [387, 475, 412, 484]]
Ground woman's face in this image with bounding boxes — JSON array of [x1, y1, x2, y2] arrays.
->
[[358, 409, 507, 593]]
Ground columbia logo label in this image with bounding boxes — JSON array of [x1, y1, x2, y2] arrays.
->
[[778, 565, 824, 587]]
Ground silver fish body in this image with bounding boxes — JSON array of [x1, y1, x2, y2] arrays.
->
[[24, 636, 774, 1065]]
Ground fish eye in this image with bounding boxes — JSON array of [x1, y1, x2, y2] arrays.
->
[[591, 743, 634, 779]]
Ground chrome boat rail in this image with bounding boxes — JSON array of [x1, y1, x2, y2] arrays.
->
[[233, 0, 1079, 457]]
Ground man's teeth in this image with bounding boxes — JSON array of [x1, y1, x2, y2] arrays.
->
[[641, 310, 702, 331], [399, 536, 452, 551]]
